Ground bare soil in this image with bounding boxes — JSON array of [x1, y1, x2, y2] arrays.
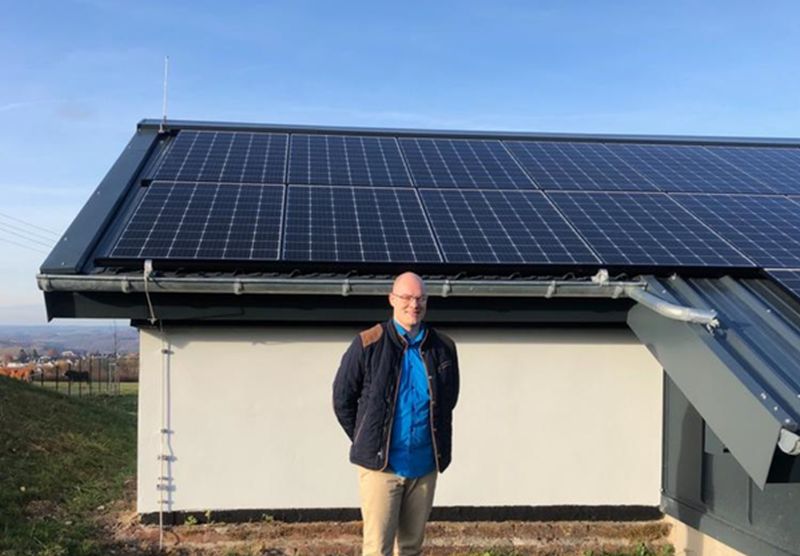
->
[[96, 479, 672, 556]]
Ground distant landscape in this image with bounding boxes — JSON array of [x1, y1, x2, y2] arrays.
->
[[0, 324, 138, 356]]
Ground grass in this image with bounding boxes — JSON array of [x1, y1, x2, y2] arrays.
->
[[1, 376, 673, 555], [30, 381, 138, 397], [0, 376, 137, 555]]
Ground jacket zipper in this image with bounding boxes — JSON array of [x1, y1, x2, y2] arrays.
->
[[423, 355, 441, 473], [380, 347, 405, 471]]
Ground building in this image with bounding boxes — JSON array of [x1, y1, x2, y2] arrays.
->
[[39, 119, 800, 555]]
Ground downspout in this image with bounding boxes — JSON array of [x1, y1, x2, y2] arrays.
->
[[625, 285, 720, 329]]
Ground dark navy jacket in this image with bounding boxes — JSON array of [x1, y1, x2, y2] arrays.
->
[[333, 320, 459, 473]]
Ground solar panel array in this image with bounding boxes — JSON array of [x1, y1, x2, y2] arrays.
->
[[506, 141, 658, 192], [110, 182, 284, 260], [105, 127, 800, 273], [288, 134, 411, 187], [420, 189, 597, 264], [703, 146, 800, 195], [399, 138, 533, 189], [153, 131, 288, 184], [548, 192, 751, 266], [283, 186, 440, 262], [671, 195, 800, 268], [601, 143, 766, 194]]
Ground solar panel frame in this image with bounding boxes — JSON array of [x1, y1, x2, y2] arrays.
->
[[288, 134, 413, 187], [282, 185, 442, 263], [400, 138, 536, 189], [152, 130, 289, 184], [671, 194, 800, 268], [418, 188, 599, 264], [547, 191, 755, 267], [108, 181, 285, 261], [504, 141, 660, 192], [603, 143, 770, 194]]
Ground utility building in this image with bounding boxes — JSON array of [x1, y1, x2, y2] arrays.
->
[[39, 120, 800, 555]]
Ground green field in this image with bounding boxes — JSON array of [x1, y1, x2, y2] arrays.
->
[[30, 380, 139, 397], [0, 376, 138, 555]]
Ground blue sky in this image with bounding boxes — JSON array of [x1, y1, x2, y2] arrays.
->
[[2, 0, 800, 324]]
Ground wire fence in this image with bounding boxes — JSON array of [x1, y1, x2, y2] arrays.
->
[[30, 358, 127, 396]]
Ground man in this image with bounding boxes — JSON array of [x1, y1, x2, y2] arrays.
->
[[333, 272, 460, 556]]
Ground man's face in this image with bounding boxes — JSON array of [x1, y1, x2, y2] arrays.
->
[[389, 274, 428, 331]]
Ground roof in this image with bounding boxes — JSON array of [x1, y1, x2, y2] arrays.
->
[[40, 118, 800, 277], [37, 117, 800, 319], [36, 118, 800, 487]]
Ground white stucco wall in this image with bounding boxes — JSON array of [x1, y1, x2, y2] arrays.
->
[[137, 325, 663, 513]]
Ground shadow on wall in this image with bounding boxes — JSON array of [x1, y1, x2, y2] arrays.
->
[[155, 324, 642, 351]]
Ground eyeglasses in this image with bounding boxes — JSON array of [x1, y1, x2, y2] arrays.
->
[[391, 292, 428, 304]]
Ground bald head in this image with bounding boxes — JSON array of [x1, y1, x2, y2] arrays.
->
[[392, 272, 425, 293], [389, 272, 428, 333]]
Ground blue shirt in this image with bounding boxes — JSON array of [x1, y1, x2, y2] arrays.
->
[[388, 320, 437, 478]]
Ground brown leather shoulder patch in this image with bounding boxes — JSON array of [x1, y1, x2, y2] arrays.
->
[[359, 324, 384, 348]]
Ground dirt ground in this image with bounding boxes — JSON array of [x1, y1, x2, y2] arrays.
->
[[97, 478, 672, 556]]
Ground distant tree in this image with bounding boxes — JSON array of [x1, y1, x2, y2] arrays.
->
[[17, 349, 29, 363], [31, 348, 40, 360]]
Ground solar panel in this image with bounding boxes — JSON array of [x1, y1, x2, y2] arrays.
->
[[767, 269, 800, 300], [282, 186, 441, 262], [505, 141, 659, 192], [400, 138, 534, 189], [548, 191, 754, 267], [288, 134, 411, 187], [671, 194, 800, 268], [418, 189, 598, 264], [705, 146, 800, 195], [604, 143, 767, 194], [109, 182, 284, 260], [153, 131, 288, 184]]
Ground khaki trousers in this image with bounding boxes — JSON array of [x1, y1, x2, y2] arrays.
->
[[357, 466, 438, 556]]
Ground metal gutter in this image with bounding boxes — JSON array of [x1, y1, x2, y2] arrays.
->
[[37, 272, 648, 298], [37, 269, 721, 329], [138, 118, 800, 148]]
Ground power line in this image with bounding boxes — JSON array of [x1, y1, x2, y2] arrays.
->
[[0, 223, 54, 248], [0, 211, 60, 236], [0, 218, 60, 243], [0, 235, 50, 255]]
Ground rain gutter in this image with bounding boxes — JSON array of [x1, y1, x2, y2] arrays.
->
[[36, 270, 718, 326]]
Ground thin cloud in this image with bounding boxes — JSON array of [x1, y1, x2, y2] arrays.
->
[[0, 100, 55, 113]]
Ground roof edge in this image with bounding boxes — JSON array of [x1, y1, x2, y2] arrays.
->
[[40, 127, 161, 274], [138, 118, 800, 147], [36, 272, 646, 298]]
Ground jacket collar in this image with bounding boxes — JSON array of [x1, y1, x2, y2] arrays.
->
[[385, 318, 431, 349]]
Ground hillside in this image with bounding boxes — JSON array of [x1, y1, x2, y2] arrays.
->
[[0, 324, 138, 356], [0, 376, 138, 555]]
